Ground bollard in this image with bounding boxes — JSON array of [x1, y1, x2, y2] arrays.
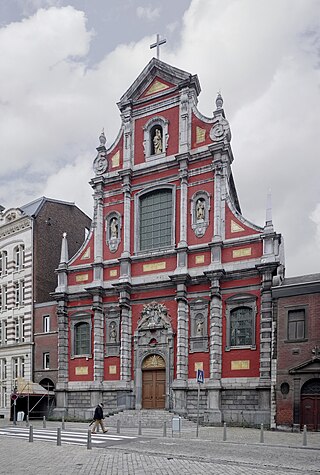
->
[[260, 423, 264, 443], [163, 421, 167, 437], [62, 416, 65, 430], [43, 416, 46, 429], [26, 415, 29, 428], [87, 430, 92, 450], [57, 427, 61, 446], [138, 420, 142, 435], [303, 425, 307, 447], [223, 422, 227, 441], [28, 425, 33, 443], [117, 419, 120, 434]]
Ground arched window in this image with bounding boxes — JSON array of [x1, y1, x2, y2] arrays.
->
[[139, 189, 173, 251], [74, 322, 90, 356], [14, 245, 24, 270]]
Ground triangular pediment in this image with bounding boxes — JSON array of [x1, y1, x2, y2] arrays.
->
[[117, 58, 200, 110], [289, 357, 320, 374]]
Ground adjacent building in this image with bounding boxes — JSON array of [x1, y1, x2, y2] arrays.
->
[[53, 58, 284, 426], [0, 197, 91, 419], [272, 273, 320, 431]]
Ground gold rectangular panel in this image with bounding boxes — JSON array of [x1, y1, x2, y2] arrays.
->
[[111, 151, 120, 168], [76, 274, 89, 282], [143, 262, 166, 272], [232, 248, 252, 258], [196, 126, 206, 143], [75, 366, 88, 375], [231, 360, 250, 370], [109, 365, 117, 374], [195, 255, 205, 264], [109, 269, 118, 277]]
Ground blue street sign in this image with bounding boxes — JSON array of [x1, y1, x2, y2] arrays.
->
[[196, 369, 204, 384]]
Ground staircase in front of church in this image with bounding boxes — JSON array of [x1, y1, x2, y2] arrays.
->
[[105, 409, 197, 429]]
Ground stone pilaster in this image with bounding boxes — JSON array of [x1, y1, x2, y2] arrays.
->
[[119, 286, 132, 382], [57, 299, 68, 384], [92, 292, 104, 382], [93, 183, 104, 283], [174, 278, 189, 380], [257, 264, 277, 381], [119, 170, 132, 281]]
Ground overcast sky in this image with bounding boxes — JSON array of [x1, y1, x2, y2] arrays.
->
[[0, 0, 319, 277]]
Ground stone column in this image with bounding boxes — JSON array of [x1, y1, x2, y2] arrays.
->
[[171, 277, 189, 413], [93, 184, 104, 284], [119, 171, 132, 281], [176, 154, 189, 273], [92, 293, 104, 382], [204, 271, 223, 423], [55, 299, 69, 415], [119, 287, 132, 382]]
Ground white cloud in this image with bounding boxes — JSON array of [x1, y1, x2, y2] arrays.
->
[[0, 0, 319, 276], [136, 6, 161, 21]]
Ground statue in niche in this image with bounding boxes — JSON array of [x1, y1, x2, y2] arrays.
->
[[196, 199, 205, 221], [110, 218, 118, 239], [153, 128, 163, 154], [196, 319, 204, 336], [110, 322, 117, 342]]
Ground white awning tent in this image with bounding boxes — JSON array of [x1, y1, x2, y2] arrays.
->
[[16, 377, 55, 396]]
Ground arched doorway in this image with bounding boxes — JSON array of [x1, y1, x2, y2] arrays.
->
[[142, 354, 166, 409], [301, 379, 320, 431]]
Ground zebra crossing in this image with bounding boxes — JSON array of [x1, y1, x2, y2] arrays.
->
[[0, 426, 138, 447]]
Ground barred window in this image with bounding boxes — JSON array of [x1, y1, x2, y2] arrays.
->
[[230, 306, 253, 347], [140, 190, 172, 251], [74, 322, 90, 355], [288, 309, 305, 340]]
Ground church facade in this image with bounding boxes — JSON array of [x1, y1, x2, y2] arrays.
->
[[54, 59, 283, 426]]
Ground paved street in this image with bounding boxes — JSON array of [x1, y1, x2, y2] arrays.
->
[[0, 421, 319, 474]]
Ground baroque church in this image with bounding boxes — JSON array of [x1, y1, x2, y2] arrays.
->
[[54, 57, 283, 426]]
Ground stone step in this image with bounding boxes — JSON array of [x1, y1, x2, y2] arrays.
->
[[105, 409, 197, 428]]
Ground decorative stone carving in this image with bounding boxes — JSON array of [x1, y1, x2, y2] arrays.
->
[[190, 299, 209, 353], [93, 150, 108, 175], [106, 212, 122, 252], [143, 116, 169, 160], [209, 116, 231, 143], [191, 191, 210, 238], [105, 307, 120, 356], [138, 301, 171, 330]]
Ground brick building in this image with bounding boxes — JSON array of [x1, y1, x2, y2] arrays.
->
[[272, 273, 320, 431], [53, 58, 283, 426], [0, 197, 91, 419]]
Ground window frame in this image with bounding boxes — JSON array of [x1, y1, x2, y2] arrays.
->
[[0, 251, 8, 277], [285, 305, 308, 342], [43, 315, 50, 333], [134, 184, 176, 254], [43, 352, 50, 370], [225, 294, 257, 351], [70, 314, 92, 358], [14, 244, 25, 271]]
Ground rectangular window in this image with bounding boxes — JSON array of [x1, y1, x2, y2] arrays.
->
[[140, 190, 172, 251], [0, 251, 7, 277], [0, 320, 7, 345], [12, 356, 24, 379], [0, 285, 7, 311], [43, 315, 50, 333], [230, 307, 253, 346], [14, 317, 25, 343], [14, 280, 25, 307], [0, 358, 6, 380], [288, 309, 305, 340], [43, 353, 50, 370], [14, 245, 25, 270]]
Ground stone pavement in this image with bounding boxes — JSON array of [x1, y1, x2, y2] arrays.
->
[[0, 420, 319, 475]]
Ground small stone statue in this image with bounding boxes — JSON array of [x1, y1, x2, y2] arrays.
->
[[196, 199, 205, 221], [110, 322, 117, 342], [196, 319, 203, 336], [110, 218, 118, 239], [153, 128, 162, 154]]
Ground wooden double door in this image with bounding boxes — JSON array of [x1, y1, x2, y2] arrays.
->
[[142, 369, 166, 409], [301, 396, 320, 431]]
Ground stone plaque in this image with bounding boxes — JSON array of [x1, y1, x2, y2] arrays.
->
[[75, 366, 88, 375], [195, 255, 205, 264], [232, 248, 251, 258], [143, 262, 166, 272], [109, 269, 118, 277], [76, 274, 89, 282], [231, 220, 245, 233], [231, 360, 250, 370], [194, 362, 203, 371], [109, 365, 117, 374], [111, 151, 120, 168]]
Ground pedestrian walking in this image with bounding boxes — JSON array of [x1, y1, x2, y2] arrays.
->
[[91, 403, 108, 433]]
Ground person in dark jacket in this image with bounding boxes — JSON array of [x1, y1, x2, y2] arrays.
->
[[91, 403, 108, 433]]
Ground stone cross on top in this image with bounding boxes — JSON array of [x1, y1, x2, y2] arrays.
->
[[150, 33, 166, 60]]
